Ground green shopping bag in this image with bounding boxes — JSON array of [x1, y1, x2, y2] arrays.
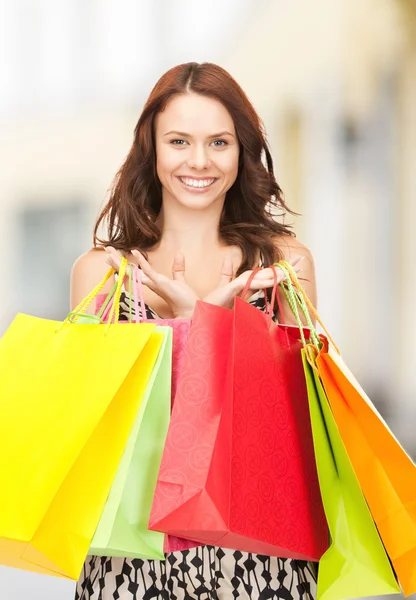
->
[[89, 325, 172, 559], [276, 262, 400, 600]]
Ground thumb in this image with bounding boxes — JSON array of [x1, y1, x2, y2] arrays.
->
[[218, 256, 234, 287], [172, 252, 186, 281]]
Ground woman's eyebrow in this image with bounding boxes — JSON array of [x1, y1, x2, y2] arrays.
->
[[164, 130, 235, 138]]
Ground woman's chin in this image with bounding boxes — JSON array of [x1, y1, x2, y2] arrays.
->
[[175, 197, 221, 211], [170, 188, 224, 210]]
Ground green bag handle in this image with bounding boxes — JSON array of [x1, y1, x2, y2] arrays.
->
[[95, 264, 135, 323], [274, 260, 339, 355], [272, 262, 321, 349], [96, 281, 119, 319]]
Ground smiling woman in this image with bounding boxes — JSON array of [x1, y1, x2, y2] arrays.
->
[[91, 62, 301, 277], [71, 62, 318, 600]]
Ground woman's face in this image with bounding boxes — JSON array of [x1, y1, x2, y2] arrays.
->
[[154, 92, 240, 211]]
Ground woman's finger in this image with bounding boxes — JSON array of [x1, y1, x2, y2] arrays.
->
[[172, 253, 186, 281], [131, 250, 158, 281], [134, 268, 151, 286], [218, 256, 234, 287], [249, 279, 282, 289], [104, 247, 121, 271], [249, 269, 304, 289], [251, 268, 290, 283], [104, 256, 118, 270], [288, 255, 304, 266], [105, 246, 129, 271]]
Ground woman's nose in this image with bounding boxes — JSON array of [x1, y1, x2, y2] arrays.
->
[[186, 144, 211, 170]]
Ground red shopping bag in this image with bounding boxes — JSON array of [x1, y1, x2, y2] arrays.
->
[[149, 291, 328, 560]]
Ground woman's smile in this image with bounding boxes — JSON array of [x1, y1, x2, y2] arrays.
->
[[177, 176, 218, 192]]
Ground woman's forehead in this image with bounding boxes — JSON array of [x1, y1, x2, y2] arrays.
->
[[156, 93, 235, 135]]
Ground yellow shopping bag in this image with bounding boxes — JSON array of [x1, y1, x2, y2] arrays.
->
[[0, 258, 163, 580]]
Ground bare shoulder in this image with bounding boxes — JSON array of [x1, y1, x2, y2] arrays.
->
[[70, 247, 114, 312], [273, 234, 316, 283], [274, 234, 314, 263], [72, 247, 108, 272]]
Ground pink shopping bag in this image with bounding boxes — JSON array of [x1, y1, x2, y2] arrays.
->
[[95, 266, 198, 553]]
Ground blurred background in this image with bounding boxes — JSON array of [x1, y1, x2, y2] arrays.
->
[[0, 0, 415, 598]]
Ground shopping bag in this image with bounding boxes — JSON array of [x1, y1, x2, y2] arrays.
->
[[94, 266, 199, 554], [90, 325, 172, 559], [0, 258, 162, 579], [95, 265, 191, 401], [149, 271, 328, 560], [277, 261, 401, 599], [303, 349, 400, 600], [316, 338, 416, 596], [281, 259, 416, 596]]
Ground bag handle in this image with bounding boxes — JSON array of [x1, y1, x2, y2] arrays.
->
[[272, 262, 325, 371], [96, 281, 118, 319], [276, 260, 340, 354], [241, 265, 286, 321], [130, 264, 148, 323], [275, 262, 320, 348], [105, 256, 128, 326], [59, 257, 128, 331], [241, 267, 263, 300], [99, 262, 148, 324]]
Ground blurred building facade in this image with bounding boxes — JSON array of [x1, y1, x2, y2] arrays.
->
[[226, 0, 416, 455]]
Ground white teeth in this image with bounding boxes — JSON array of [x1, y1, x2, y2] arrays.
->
[[180, 177, 215, 188]]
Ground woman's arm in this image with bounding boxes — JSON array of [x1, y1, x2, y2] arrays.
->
[[274, 236, 317, 327], [70, 248, 115, 314]]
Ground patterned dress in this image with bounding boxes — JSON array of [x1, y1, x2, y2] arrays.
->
[[75, 289, 318, 600]]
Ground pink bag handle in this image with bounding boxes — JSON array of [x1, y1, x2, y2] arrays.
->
[[130, 264, 148, 323], [101, 264, 148, 323]]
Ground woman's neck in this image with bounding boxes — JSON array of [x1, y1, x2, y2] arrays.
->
[[155, 203, 226, 255]]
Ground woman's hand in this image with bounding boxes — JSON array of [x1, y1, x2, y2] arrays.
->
[[202, 256, 303, 309], [104, 247, 199, 319], [104, 246, 303, 317]]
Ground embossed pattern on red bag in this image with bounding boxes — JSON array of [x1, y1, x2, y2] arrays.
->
[[227, 298, 328, 558], [149, 301, 233, 531]]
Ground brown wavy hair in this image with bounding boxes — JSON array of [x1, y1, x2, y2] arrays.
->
[[94, 62, 297, 275]]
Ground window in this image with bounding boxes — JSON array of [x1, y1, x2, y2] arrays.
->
[[16, 202, 90, 320]]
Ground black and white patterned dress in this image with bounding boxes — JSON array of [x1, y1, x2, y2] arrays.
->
[[75, 289, 318, 600]]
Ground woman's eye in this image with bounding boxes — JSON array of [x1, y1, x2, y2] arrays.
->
[[171, 139, 187, 145], [212, 139, 227, 147]]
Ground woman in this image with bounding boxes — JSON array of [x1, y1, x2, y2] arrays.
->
[[71, 62, 318, 600]]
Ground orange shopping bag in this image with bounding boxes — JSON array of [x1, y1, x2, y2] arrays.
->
[[281, 260, 416, 597]]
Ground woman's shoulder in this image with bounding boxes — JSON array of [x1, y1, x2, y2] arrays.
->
[[273, 234, 314, 262], [71, 247, 111, 282], [70, 247, 114, 312], [72, 246, 107, 270]]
